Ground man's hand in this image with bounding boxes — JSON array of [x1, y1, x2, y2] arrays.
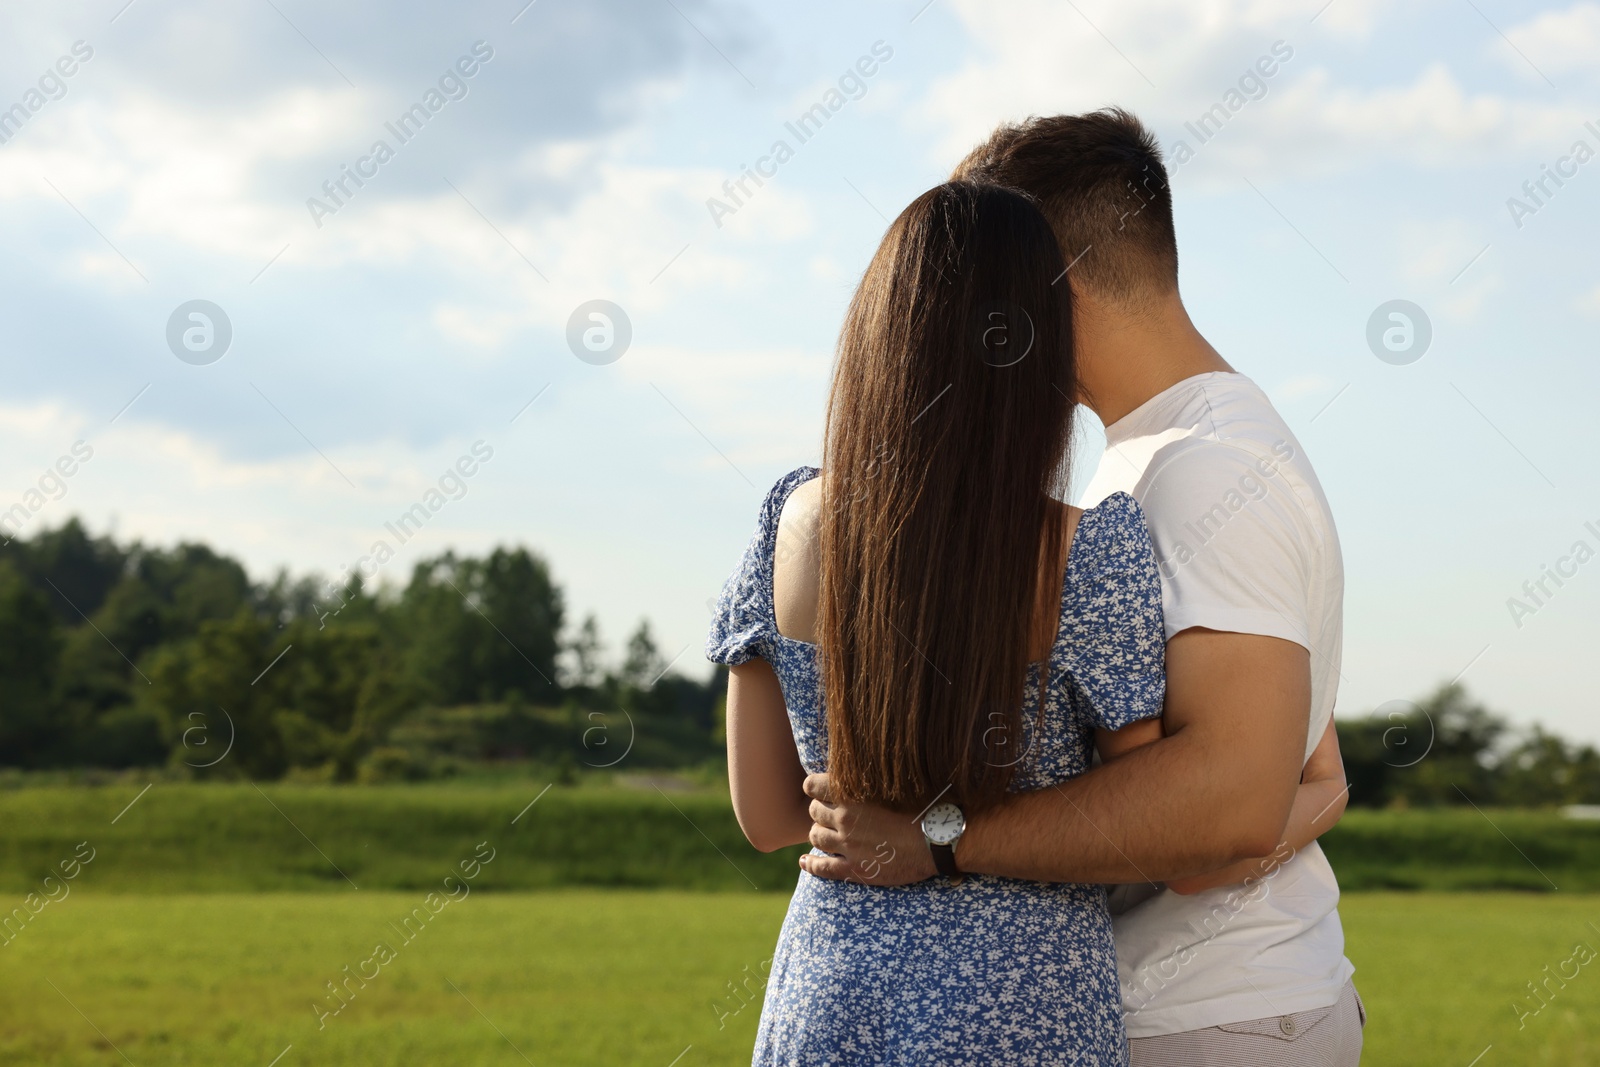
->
[[799, 774, 937, 886]]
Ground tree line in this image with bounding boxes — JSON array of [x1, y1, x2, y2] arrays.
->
[[1, 518, 1596, 805], [1335, 682, 1600, 808], [0, 519, 722, 780]]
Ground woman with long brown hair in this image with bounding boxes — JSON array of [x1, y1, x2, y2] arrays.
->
[[707, 180, 1167, 1064]]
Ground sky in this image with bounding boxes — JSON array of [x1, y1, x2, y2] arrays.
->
[[2, 0, 1597, 743]]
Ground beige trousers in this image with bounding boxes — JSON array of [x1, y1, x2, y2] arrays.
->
[[1128, 980, 1365, 1066]]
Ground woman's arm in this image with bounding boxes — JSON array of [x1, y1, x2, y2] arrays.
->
[[1165, 715, 1348, 894], [726, 659, 811, 853], [1095, 718, 1165, 762]]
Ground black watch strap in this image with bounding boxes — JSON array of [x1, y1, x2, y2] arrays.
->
[[929, 841, 961, 879]]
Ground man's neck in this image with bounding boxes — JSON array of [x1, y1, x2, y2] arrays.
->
[[1073, 288, 1233, 428]]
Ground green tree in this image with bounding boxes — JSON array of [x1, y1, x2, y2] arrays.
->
[[1498, 728, 1600, 806], [3, 517, 125, 624], [269, 618, 409, 781], [395, 552, 484, 705], [46, 543, 253, 766], [620, 619, 666, 689], [139, 612, 290, 780], [1398, 683, 1506, 805], [564, 614, 604, 690], [1339, 682, 1513, 807], [478, 547, 563, 703], [396, 548, 562, 706], [0, 560, 63, 765]]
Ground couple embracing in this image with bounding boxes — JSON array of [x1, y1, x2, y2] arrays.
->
[[708, 109, 1363, 1066]]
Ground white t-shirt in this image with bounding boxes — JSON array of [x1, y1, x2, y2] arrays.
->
[[1079, 371, 1354, 1037]]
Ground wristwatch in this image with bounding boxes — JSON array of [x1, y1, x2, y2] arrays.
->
[[920, 801, 966, 884]]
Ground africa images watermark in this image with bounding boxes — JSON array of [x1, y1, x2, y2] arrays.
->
[[312, 841, 497, 1029], [0, 40, 95, 147], [0, 841, 96, 949], [1121, 840, 1299, 1019], [1151, 439, 1297, 581], [1505, 117, 1600, 230], [1505, 518, 1600, 629], [711, 956, 773, 1031], [1165, 40, 1294, 173], [1513, 935, 1597, 1030], [311, 440, 495, 626], [306, 41, 495, 229], [0, 440, 95, 545], [705, 40, 894, 228]]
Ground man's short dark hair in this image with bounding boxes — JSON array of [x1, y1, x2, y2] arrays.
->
[[952, 108, 1178, 304]]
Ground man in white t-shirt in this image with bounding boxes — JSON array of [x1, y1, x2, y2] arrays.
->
[[1079, 373, 1356, 1050], [802, 108, 1363, 1064]]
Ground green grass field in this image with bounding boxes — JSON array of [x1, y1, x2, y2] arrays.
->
[[3, 782, 1599, 1063], [3, 781, 1598, 893], [2, 891, 1597, 1066], [0, 892, 780, 1066], [0, 781, 810, 893]]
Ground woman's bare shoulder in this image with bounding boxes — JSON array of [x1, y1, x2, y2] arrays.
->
[[773, 475, 823, 642]]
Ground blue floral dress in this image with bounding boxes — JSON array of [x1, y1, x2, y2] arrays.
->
[[707, 467, 1166, 1067]]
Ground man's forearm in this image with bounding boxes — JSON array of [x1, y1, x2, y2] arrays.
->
[[1165, 724, 1348, 894], [800, 631, 1311, 889], [954, 630, 1310, 884], [957, 726, 1293, 883]]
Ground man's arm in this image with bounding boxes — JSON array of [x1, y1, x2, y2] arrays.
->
[[1165, 715, 1347, 894], [802, 628, 1309, 884]]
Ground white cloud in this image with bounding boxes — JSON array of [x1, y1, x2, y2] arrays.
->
[[1503, 1, 1600, 79], [0, 76, 814, 364], [918, 0, 1582, 182], [0, 86, 362, 263], [615, 343, 829, 467], [1262, 64, 1577, 167], [1297, 0, 1390, 36], [326, 156, 816, 353], [0, 395, 529, 581], [0, 41, 810, 312]]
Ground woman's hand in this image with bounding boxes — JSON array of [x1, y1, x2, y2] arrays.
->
[[798, 774, 938, 886]]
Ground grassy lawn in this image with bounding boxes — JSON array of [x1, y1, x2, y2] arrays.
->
[[3, 783, 1597, 1062], [0, 892, 785, 1066], [1345, 893, 1600, 1067], [3, 781, 1598, 893], [0, 781, 811, 894], [1, 890, 1597, 1066]]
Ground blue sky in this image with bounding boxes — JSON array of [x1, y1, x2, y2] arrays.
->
[[2, 0, 1597, 742]]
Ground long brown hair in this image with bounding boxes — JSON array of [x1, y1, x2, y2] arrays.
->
[[819, 181, 1076, 814]]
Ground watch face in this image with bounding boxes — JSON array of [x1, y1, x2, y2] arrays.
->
[[921, 802, 966, 846]]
